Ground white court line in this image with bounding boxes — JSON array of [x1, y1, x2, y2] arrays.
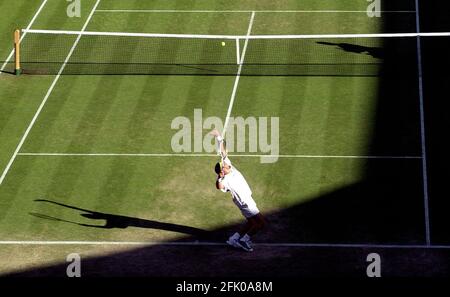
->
[[17, 153, 422, 159], [95, 9, 416, 13], [0, 0, 48, 74], [223, 11, 255, 137], [0, 0, 102, 186], [0, 240, 448, 249], [414, 0, 431, 246]]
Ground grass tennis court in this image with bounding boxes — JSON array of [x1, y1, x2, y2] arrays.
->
[[0, 0, 448, 278]]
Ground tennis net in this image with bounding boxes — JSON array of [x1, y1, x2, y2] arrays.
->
[[4, 29, 450, 76]]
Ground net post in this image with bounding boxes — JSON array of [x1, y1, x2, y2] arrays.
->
[[236, 38, 241, 65], [14, 29, 21, 75]]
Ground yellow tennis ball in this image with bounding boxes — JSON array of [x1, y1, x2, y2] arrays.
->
[[221, 42, 226, 46]]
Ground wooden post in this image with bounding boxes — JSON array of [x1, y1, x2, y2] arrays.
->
[[14, 29, 21, 75]]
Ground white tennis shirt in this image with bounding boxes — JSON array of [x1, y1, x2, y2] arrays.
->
[[220, 158, 254, 206]]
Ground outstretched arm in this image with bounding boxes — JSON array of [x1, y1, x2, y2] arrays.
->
[[210, 129, 227, 159]]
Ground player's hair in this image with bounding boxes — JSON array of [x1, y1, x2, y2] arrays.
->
[[214, 162, 222, 174]]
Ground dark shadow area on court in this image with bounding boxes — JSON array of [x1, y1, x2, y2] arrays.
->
[[419, 0, 450, 245]]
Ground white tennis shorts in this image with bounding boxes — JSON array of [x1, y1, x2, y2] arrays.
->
[[233, 197, 260, 218]]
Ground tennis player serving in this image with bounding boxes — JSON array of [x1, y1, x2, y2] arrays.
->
[[210, 129, 266, 252]]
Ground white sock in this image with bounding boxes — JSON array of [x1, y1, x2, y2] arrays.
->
[[241, 234, 251, 242], [230, 232, 240, 240]]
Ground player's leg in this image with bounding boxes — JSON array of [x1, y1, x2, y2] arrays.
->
[[226, 220, 252, 250], [235, 213, 265, 251], [227, 200, 263, 252], [239, 220, 253, 236], [226, 217, 258, 252], [247, 213, 266, 235], [226, 200, 252, 246]]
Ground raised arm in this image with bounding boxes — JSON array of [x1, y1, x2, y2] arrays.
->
[[210, 129, 227, 158]]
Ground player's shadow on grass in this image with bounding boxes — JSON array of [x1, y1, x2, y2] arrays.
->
[[316, 41, 385, 59], [31, 199, 208, 237]]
